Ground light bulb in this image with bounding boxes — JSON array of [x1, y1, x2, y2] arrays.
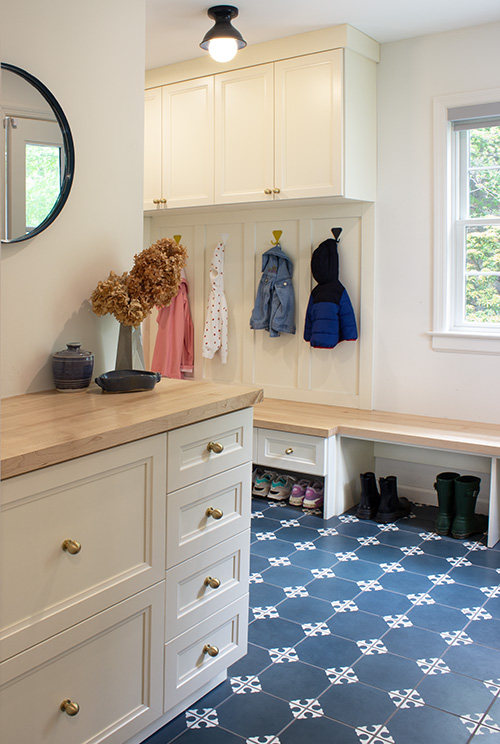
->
[[208, 37, 238, 63]]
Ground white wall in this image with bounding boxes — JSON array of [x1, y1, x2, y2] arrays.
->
[[0, 0, 145, 397], [374, 22, 500, 424]]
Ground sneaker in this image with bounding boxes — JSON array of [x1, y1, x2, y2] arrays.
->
[[252, 470, 276, 498], [303, 481, 324, 509], [268, 474, 296, 501], [289, 479, 312, 507]]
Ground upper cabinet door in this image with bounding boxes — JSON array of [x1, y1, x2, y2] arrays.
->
[[144, 87, 163, 210], [214, 64, 274, 204], [162, 76, 214, 208], [274, 50, 343, 200]]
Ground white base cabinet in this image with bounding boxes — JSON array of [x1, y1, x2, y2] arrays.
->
[[0, 408, 254, 743]]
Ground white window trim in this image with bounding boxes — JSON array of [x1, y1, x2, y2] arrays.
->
[[431, 87, 500, 354]]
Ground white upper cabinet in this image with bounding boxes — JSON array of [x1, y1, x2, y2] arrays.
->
[[144, 87, 163, 209], [214, 64, 274, 204]]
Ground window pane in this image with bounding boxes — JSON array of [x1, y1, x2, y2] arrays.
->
[[25, 143, 61, 230], [465, 274, 500, 323], [469, 126, 500, 168], [466, 225, 500, 272], [468, 126, 500, 218]]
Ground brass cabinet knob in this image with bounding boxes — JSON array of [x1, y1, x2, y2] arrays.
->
[[207, 441, 224, 454], [153, 199, 160, 204], [60, 699, 80, 716], [62, 539, 81, 555], [264, 189, 272, 195], [205, 507, 223, 520], [285, 447, 293, 455], [204, 576, 221, 589], [203, 644, 219, 657], [160, 198, 167, 204], [273, 187, 281, 194]]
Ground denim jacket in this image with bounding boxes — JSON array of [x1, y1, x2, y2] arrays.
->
[[250, 243, 295, 337]]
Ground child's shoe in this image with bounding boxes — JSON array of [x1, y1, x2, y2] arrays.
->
[[288, 479, 311, 507], [303, 481, 324, 509], [252, 470, 276, 498], [268, 474, 296, 501]]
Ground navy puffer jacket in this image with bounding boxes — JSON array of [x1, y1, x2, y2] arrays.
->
[[304, 230, 358, 349]]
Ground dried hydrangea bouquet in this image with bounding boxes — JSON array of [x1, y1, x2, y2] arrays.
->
[[91, 237, 187, 369]]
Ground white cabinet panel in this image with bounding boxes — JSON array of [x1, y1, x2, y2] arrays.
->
[[166, 463, 251, 567], [0, 584, 164, 744], [215, 64, 274, 204], [0, 435, 166, 661], [167, 407, 253, 491], [144, 87, 164, 209], [161, 76, 214, 207]]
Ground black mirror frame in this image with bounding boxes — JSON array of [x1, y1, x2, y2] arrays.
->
[[1, 63, 75, 244]]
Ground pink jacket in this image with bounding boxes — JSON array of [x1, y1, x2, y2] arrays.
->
[[151, 275, 194, 379]]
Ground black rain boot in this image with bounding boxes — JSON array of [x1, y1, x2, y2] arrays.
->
[[376, 475, 411, 523], [451, 475, 486, 539], [357, 472, 380, 520], [433, 472, 460, 536]]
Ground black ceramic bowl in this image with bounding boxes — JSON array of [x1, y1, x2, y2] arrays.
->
[[95, 370, 162, 393]]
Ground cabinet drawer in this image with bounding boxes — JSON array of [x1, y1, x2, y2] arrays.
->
[[0, 435, 166, 662], [166, 463, 251, 567], [164, 594, 248, 710], [0, 583, 164, 744], [255, 428, 326, 476], [165, 532, 250, 639], [167, 408, 253, 492]]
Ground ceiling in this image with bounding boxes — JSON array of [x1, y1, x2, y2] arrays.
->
[[145, 0, 500, 70]]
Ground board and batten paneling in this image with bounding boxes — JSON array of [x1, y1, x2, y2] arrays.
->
[[143, 202, 374, 408]]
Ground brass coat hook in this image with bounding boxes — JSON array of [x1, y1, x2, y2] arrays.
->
[[173, 234, 182, 243], [271, 230, 282, 245]]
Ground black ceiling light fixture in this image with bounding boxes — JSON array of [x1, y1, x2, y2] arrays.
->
[[200, 5, 247, 63]]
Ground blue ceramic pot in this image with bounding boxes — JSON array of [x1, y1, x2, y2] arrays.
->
[[52, 342, 94, 392]]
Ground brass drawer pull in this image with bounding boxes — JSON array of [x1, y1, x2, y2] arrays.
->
[[62, 539, 81, 555], [204, 576, 221, 589], [60, 699, 80, 716], [203, 643, 219, 657], [207, 441, 224, 454], [205, 507, 223, 520], [264, 189, 272, 195], [285, 447, 293, 455]]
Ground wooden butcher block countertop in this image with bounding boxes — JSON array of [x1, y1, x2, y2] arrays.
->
[[1, 379, 263, 479], [253, 398, 500, 458]]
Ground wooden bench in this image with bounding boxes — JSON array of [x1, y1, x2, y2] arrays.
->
[[253, 399, 500, 547]]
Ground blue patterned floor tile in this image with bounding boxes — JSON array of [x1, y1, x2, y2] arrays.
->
[[306, 575, 360, 602], [449, 563, 500, 588], [353, 651, 424, 692], [407, 601, 470, 633], [274, 525, 322, 544], [399, 552, 452, 576], [278, 715, 360, 744], [397, 515, 436, 534], [251, 517, 286, 535], [376, 528, 424, 548], [383, 625, 448, 660], [141, 712, 188, 743], [378, 567, 434, 595], [487, 696, 500, 728], [319, 679, 397, 728], [470, 731, 500, 742], [355, 588, 413, 616], [166, 725, 246, 744], [385, 703, 471, 744], [276, 595, 335, 624], [247, 616, 305, 649], [465, 617, 500, 650], [312, 534, 361, 554], [354, 543, 405, 566], [295, 632, 362, 669], [417, 668, 495, 716], [467, 548, 500, 570], [335, 520, 382, 538], [259, 502, 304, 521], [228, 642, 273, 678], [286, 548, 337, 569], [327, 609, 389, 642], [330, 559, 385, 582], [251, 538, 298, 559], [249, 582, 286, 609], [429, 580, 489, 610], [419, 537, 470, 558], [484, 596, 500, 619], [260, 563, 316, 589], [300, 512, 342, 528], [250, 554, 273, 573], [442, 640, 500, 681], [258, 659, 330, 701], [216, 690, 294, 739]]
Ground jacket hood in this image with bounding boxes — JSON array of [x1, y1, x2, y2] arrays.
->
[[311, 238, 339, 285]]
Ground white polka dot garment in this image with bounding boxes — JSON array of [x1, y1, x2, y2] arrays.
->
[[202, 238, 228, 363]]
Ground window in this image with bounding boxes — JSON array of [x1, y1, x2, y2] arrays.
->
[[433, 91, 500, 353]]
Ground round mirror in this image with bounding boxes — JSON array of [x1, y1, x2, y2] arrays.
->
[[1, 63, 75, 244]]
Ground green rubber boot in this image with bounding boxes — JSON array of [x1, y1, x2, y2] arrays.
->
[[433, 471, 460, 536], [451, 475, 483, 539]]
